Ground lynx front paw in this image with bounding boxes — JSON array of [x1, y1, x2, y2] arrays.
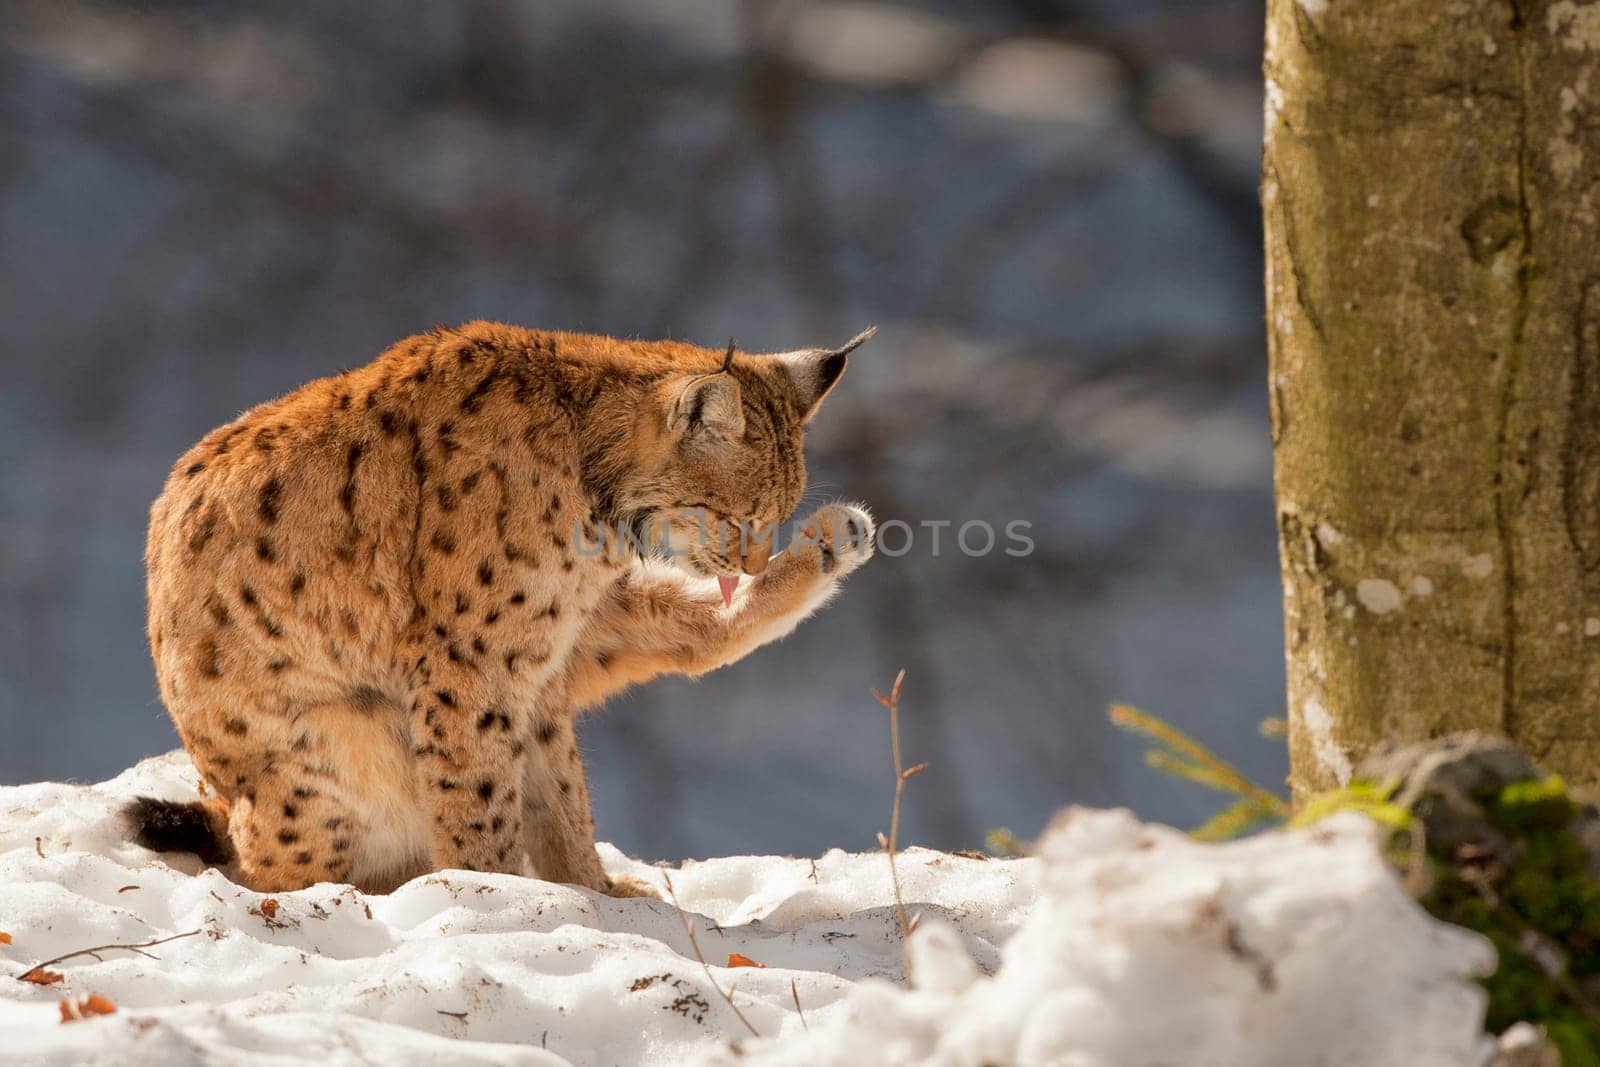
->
[[796, 502, 874, 579], [736, 502, 872, 635]]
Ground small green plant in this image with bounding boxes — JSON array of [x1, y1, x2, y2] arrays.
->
[[1110, 705, 1415, 841], [1109, 704, 1290, 841], [1286, 780, 1410, 832], [984, 827, 1032, 857]]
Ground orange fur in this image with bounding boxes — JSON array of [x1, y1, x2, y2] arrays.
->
[[143, 322, 873, 895]]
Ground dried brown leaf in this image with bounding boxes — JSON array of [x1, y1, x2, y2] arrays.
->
[[59, 993, 117, 1023]]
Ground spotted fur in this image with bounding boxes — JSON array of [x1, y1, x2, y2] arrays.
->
[[135, 321, 874, 896]]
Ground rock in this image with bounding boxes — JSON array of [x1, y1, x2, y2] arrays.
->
[[1358, 733, 1539, 856], [1359, 733, 1600, 874], [1360, 733, 1540, 808]]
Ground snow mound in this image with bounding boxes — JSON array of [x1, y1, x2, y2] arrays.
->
[[1, 754, 1494, 1065], [720, 808, 1498, 1067]]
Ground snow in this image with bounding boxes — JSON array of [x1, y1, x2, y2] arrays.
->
[[724, 810, 1496, 1067], [0, 753, 1034, 1065], [2, 754, 1496, 1065]]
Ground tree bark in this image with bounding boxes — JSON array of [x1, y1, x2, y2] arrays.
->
[[1265, 0, 1600, 797]]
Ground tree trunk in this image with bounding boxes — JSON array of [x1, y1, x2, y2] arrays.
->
[[1265, 0, 1600, 797]]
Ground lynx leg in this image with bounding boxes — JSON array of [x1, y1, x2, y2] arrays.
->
[[226, 768, 362, 892], [212, 696, 432, 893], [405, 632, 529, 874], [520, 714, 654, 897]]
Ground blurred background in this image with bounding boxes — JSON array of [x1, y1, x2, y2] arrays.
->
[[0, 0, 1282, 859]]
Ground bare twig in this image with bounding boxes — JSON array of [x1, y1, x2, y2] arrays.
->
[[872, 669, 916, 943], [790, 978, 808, 1031], [17, 930, 202, 983], [661, 872, 760, 1039]]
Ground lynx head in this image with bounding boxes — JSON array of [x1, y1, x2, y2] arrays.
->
[[610, 327, 875, 592]]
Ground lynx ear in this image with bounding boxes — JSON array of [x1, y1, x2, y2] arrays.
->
[[671, 374, 744, 437], [780, 325, 875, 422]]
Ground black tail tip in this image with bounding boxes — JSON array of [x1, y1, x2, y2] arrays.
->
[[121, 795, 233, 867]]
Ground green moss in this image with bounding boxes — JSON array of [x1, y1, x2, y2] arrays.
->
[[1548, 1021, 1600, 1067], [1501, 832, 1600, 952], [1492, 775, 1578, 832], [1428, 878, 1557, 1030], [1419, 774, 1600, 1059]]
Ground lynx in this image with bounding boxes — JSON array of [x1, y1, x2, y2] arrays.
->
[[127, 321, 876, 897]]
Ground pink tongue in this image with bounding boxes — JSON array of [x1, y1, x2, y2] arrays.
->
[[718, 575, 741, 607]]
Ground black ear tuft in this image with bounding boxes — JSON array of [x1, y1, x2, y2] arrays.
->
[[780, 326, 873, 421]]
